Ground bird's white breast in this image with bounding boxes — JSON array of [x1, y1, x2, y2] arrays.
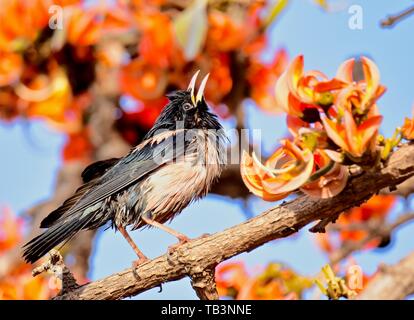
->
[[141, 130, 225, 222]]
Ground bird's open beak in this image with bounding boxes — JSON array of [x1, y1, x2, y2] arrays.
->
[[187, 70, 210, 105]]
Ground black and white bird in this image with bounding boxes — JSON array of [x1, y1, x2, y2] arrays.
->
[[23, 71, 227, 266]]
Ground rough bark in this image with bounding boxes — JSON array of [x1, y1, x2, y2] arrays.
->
[[53, 143, 414, 300]]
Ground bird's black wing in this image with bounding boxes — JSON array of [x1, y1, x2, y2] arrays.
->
[[40, 158, 122, 228], [81, 157, 121, 182], [47, 132, 188, 224]]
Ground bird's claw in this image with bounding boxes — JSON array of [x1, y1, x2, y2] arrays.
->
[[132, 258, 149, 280], [166, 235, 190, 263], [167, 233, 209, 259], [168, 236, 189, 253]]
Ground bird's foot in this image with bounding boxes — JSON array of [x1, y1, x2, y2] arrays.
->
[[168, 235, 190, 253], [166, 235, 190, 262], [132, 257, 149, 280], [166, 234, 212, 265]]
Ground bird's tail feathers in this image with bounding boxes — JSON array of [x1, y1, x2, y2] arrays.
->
[[22, 215, 92, 264]]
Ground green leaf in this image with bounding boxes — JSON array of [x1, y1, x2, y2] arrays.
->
[[173, 0, 208, 60]]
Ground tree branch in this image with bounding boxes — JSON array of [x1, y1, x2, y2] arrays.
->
[[53, 143, 414, 300], [380, 5, 414, 28], [32, 250, 79, 295], [189, 267, 219, 300], [329, 213, 414, 265], [357, 251, 414, 300]]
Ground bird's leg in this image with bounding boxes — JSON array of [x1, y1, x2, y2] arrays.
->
[[118, 225, 149, 269], [141, 214, 190, 248]]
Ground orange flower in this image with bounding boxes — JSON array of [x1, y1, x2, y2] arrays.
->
[[0, 265, 52, 300], [0, 52, 23, 87], [342, 195, 395, 224], [120, 59, 168, 101], [318, 57, 385, 158], [247, 48, 289, 113], [62, 129, 92, 162], [200, 52, 233, 104], [215, 262, 249, 298], [207, 11, 246, 52], [0, 274, 49, 300], [136, 12, 177, 68], [65, 7, 101, 46], [301, 149, 349, 199], [338, 195, 395, 245], [0, 0, 50, 52], [238, 264, 311, 300], [241, 140, 314, 201], [97, 4, 132, 33], [15, 68, 77, 131], [275, 55, 347, 119], [0, 207, 23, 252], [54, 0, 81, 5], [334, 57, 386, 114], [216, 262, 312, 300], [321, 106, 382, 158], [401, 117, 414, 140], [316, 195, 396, 253], [65, 3, 131, 47], [237, 277, 286, 300]]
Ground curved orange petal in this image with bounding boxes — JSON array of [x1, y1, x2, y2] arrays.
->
[[402, 117, 414, 140], [358, 115, 382, 149], [286, 115, 308, 136], [241, 151, 288, 201], [321, 116, 348, 152], [344, 109, 359, 156], [360, 56, 380, 107], [281, 139, 307, 161], [275, 70, 291, 113], [286, 55, 304, 94], [241, 151, 264, 193], [336, 58, 354, 83], [287, 92, 305, 117], [313, 78, 348, 93], [301, 163, 348, 199], [262, 150, 314, 194], [254, 151, 296, 176]]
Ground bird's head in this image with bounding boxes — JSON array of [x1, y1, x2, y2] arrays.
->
[[145, 71, 223, 138]]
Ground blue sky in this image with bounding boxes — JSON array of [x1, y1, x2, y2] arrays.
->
[[1, 0, 414, 299]]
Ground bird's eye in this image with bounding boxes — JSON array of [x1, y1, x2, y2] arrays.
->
[[183, 103, 194, 111]]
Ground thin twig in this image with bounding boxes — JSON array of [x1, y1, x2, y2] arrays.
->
[[329, 213, 414, 265], [380, 5, 414, 28]]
